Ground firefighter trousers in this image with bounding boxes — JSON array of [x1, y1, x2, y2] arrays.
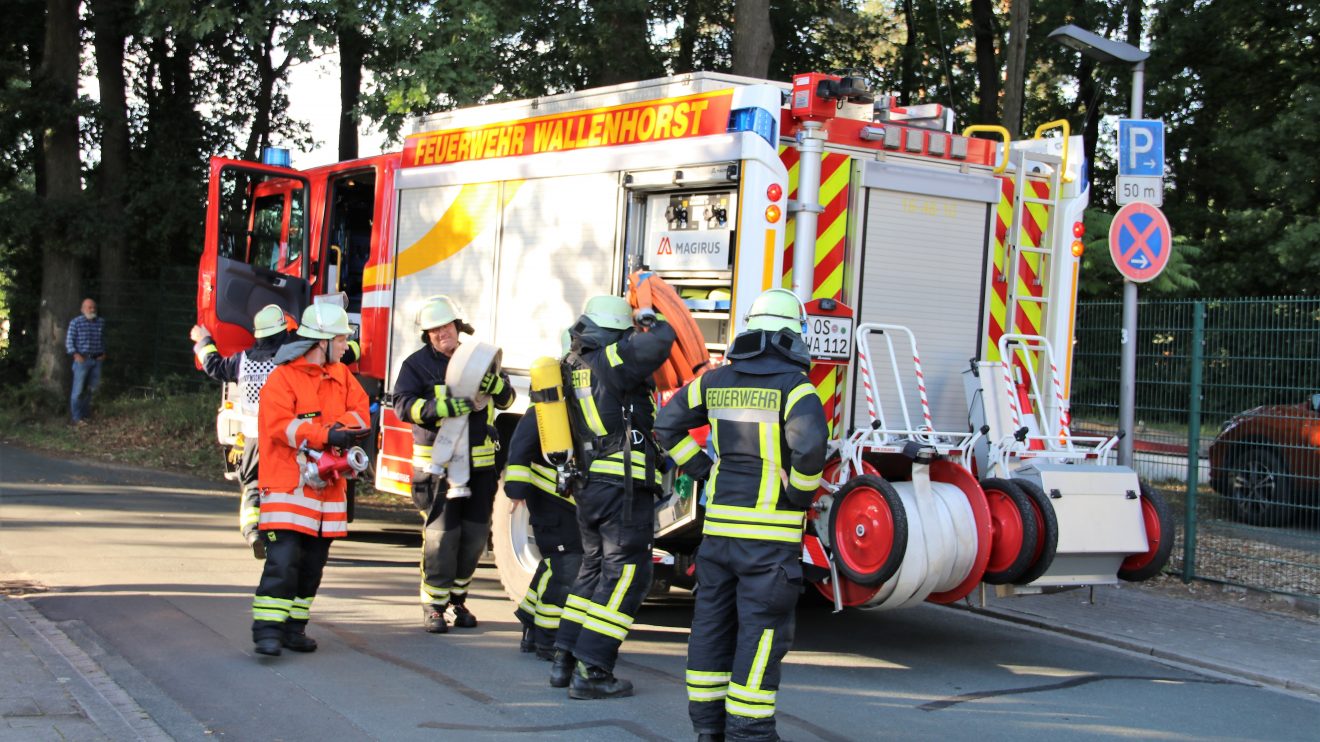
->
[[686, 536, 802, 742], [413, 468, 496, 607], [515, 551, 583, 651], [554, 478, 653, 672], [251, 530, 333, 642], [237, 441, 261, 540]]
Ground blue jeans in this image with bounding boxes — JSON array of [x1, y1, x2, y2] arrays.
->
[[70, 358, 102, 422]]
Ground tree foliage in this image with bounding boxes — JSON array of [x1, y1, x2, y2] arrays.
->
[[3, 0, 1317, 386]]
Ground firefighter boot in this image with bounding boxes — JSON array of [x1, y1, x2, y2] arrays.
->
[[549, 650, 575, 688], [568, 661, 634, 700], [423, 604, 449, 634], [696, 735, 726, 742], [450, 602, 478, 628], [520, 626, 536, 653], [282, 626, 318, 653], [254, 638, 282, 656]]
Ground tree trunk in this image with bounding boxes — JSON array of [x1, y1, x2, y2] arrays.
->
[[1001, 0, 1030, 137], [970, 0, 999, 125], [674, 0, 701, 74], [34, 0, 84, 393], [92, 0, 131, 310], [338, 21, 365, 162], [731, 0, 772, 78], [899, 0, 917, 105], [244, 22, 278, 162]]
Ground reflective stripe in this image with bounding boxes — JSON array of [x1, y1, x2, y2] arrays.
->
[[606, 562, 636, 612], [409, 398, 426, 423], [605, 344, 623, 367], [289, 597, 313, 621], [286, 418, 311, 447], [240, 506, 261, 528], [784, 382, 815, 420], [703, 521, 804, 543], [667, 435, 701, 466], [452, 577, 471, 596], [689, 687, 728, 702], [686, 668, 732, 701], [706, 503, 805, 526], [420, 583, 450, 604], [252, 595, 292, 623], [726, 698, 776, 719], [730, 681, 776, 703], [575, 394, 608, 437], [264, 490, 345, 513], [710, 407, 779, 424], [196, 344, 218, 364], [788, 467, 822, 491], [747, 629, 774, 688], [578, 615, 628, 641], [757, 432, 779, 510], [345, 411, 367, 428], [687, 376, 703, 408], [588, 458, 662, 484], [413, 444, 433, 459]]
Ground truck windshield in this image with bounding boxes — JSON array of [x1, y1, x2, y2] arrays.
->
[[217, 167, 308, 276]]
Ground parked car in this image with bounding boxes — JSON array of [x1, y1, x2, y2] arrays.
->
[[1209, 394, 1320, 527]]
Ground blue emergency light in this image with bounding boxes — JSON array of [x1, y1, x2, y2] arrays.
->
[[727, 107, 777, 148], [262, 147, 292, 168]]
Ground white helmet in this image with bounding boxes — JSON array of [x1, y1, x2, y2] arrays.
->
[[252, 304, 287, 339], [744, 288, 806, 334], [417, 295, 474, 334], [581, 295, 633, 331], [297, 304, 351, 339]]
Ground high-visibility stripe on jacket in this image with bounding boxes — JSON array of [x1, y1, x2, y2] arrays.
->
[[257, 356, 370, 538], [653, 344, 827, 546]]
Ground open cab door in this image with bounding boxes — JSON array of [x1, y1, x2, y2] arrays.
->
[[197, 157, 313, 356]]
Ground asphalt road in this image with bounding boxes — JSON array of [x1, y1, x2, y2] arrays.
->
[[2, 444, 1317, 741]]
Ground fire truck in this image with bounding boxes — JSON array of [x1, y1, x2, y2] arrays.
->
[[196, 71, 1173, 611]]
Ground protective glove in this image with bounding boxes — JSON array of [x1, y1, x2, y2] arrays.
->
[[480, 371, 506, 396], [326, 427, 360, 449], [432, 385, 473, 418]]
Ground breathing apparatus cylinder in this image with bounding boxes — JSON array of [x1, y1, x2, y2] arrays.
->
[[529, 356, 574, 466]]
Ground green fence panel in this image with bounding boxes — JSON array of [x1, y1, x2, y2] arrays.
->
[[1073, 296, 1320, 599]]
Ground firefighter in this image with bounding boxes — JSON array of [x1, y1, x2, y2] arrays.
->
[[551, 295, 675, 700], [191, 307, 362, 558], [506, 404, 582, 660], [250, 303, 370, 657], [653, 288, 827, 742], [392, 295, 514, 633]]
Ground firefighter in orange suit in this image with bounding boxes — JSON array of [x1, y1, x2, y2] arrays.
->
[[250, 303, 370, 657]]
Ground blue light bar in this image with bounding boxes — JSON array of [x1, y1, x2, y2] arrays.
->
[[727, 107, 778, 148], [262, 147, 292, 167]]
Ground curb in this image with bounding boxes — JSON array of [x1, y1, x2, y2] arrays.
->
[[1, 597, 172, 741], [953, 602, 1320, 699]]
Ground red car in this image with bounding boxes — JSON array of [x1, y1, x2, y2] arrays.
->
[[1209, 394, 1320, 527]]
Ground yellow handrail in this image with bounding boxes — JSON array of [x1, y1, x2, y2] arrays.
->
[[962, 125, 1011, 174], [1032, 119, 1074, 183]]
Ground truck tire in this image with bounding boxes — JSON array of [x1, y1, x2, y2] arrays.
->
[[1118, 482, 1176, 582], [491, 486, 541, 603]]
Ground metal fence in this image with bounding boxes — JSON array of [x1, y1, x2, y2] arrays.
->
[[1072, 297, 1320, 599], [96, 274, 207, 392]]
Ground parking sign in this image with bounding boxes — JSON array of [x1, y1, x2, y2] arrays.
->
[[1118, 119, 1164, 177]]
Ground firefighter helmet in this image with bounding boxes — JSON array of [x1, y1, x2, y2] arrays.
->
[[297, 303, 351, 339], [581, 295, 632, 331], [252, 304, 287, 339], [745, 288, 807, 334], [417, 295, 470, 332]]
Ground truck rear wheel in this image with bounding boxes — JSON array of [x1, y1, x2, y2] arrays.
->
[[491, 487, 541, 602]]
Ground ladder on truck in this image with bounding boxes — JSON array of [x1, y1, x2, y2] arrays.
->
[[999, 135, 1064, 442]]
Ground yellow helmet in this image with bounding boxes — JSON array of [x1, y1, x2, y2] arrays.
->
[[744, 288, 806, 334], [417, 295, 467, 332], [581, 295, 632, 331], [297, 303, 351, 339], [252, 304, 287, 339]]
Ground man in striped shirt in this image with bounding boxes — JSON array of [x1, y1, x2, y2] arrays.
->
[[65, 298, 106, 424]]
